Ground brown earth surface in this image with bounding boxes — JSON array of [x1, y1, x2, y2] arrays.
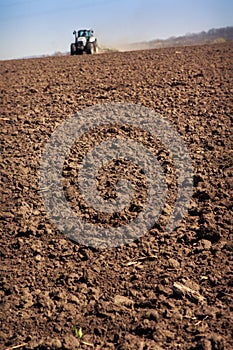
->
[[1, 43, 233, 350]]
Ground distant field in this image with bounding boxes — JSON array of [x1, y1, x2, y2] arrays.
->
[[1, 43, 232, 350]]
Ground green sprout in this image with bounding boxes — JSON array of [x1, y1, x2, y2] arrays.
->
[[73, 325, 83, 339]]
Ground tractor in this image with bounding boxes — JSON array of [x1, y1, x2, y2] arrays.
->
[[70, 29, 98, 55]]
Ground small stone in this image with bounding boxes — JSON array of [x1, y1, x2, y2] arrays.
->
[[77, 283, 88, 293], [157, 284, 170, 295], [168, 258, 180, 268], [63, 335, 80, 349], [113, 295, 134, 307], [89, 287, 100, 299], [68, 294, 80, 305], [198, 239, 212, 251], [37, 291, 54, 309], [35, 254, 42, 262], [46, 338, 62, 349], [20, 288, 34, 308]]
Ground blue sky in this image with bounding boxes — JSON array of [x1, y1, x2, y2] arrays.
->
[[0, 0, 232, 59]]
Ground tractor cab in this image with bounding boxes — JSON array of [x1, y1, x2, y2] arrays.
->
[[79, 29, 93, 38], [73, 29, 94, 42]]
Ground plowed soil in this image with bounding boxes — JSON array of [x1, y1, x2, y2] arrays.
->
[[1, 43, 233, 350]]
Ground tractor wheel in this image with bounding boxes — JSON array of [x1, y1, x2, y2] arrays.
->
[[70, 43, 76, 55], [94, 42, 99, 54], [86, 43, 94, 54]]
